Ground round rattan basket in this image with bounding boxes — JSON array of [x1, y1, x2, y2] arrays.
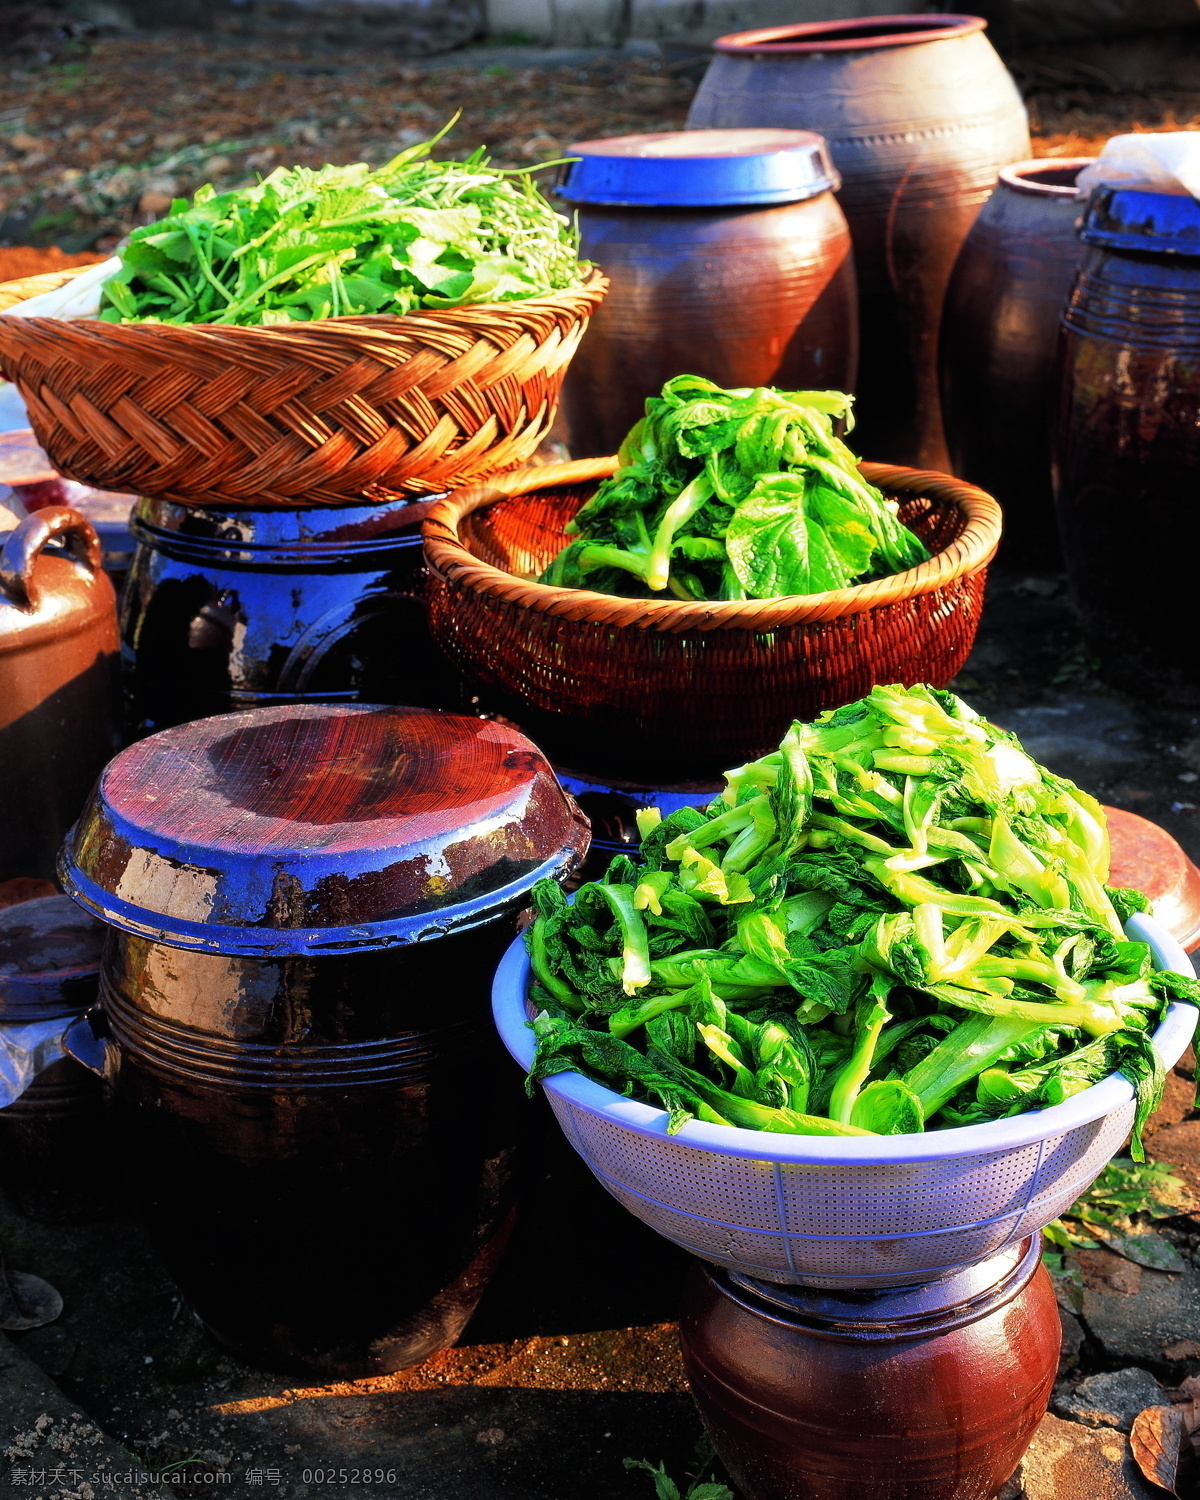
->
[[422, 457, 1002, 781], [0, 266, 607, 507]]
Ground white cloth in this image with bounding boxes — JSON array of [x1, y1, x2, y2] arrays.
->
[[1, 257, 119, 320], [1076, 132, 1200, 201], [0, 1018, 69, 1107]]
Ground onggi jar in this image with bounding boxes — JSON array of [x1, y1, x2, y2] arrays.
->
[[558, 128, 857, 458]]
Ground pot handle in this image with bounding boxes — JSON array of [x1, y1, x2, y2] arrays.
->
[[0, 506, 104, 610], [62, 1008, 115, 1080]]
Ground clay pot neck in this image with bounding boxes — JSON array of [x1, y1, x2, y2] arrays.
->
[[717, 1234, 1042, 1342]]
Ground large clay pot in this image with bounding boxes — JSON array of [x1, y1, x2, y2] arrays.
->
[[688, 14, 1031, 471], [558, 129, 857, 459], [681, 1237, 1059, 1500], [61, 704, 589, 1377], [1054, 187, 1200, 701], [940, 158, 1092, 564], [0, 507, 121, 882]]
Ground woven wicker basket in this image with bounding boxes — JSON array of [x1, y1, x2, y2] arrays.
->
[[423, 458, 1002, 781], [0, 266, 606, 507]]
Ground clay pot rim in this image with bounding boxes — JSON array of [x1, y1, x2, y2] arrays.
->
[[711, 14, 986, 56], [999, 157, 1095, 197]]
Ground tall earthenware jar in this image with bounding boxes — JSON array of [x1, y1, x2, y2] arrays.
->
[[940, 158, 1091, 563], [558, 129, 857, 458], [61, 704, 589, 1377], [688, 14, 1030, 470], [1054, 188, 1200, 701]]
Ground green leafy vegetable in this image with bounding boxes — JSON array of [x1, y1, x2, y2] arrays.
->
[[98, 124, 585, 326], [539, 376, 930, 602], [524, 684, 1200, 1143]]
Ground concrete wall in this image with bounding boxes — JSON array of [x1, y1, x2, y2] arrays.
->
[[483, 0, 919, 50]]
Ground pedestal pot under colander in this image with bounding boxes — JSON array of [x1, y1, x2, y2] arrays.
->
[[59, 704, 589, 1377], [121, 494, 455, 737], [680, 1238, 1059, 1500]]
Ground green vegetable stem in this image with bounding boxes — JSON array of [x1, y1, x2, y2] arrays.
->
[[522, 684, 1200, 1145]]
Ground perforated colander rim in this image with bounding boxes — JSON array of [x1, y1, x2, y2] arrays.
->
[[492, 912, 1197, 1167]]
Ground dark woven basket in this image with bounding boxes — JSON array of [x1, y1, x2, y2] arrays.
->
[[0, 266, 606, 507], [423, 458, 1002, 782]]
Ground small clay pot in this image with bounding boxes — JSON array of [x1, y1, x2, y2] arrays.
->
[[681, 1236, 1059, 1500]]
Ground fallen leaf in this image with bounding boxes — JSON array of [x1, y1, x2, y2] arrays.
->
[[0, 1260, 62, 1331], [1105, 1232, 1189, 1273], [1164, 1341, 1200, 1361], [1132, 1404, 1200, 1496]]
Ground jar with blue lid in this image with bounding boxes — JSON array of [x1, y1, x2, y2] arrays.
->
[[1053, 185, 1200, 700], [557, 128, 858, 458]]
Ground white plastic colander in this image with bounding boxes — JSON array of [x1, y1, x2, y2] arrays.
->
[[492, 913, 1198, 1288]]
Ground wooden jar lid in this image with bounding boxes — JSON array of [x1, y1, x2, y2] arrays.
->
[[60, 705, 589, 956]]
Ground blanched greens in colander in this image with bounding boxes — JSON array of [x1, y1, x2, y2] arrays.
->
[[538, 376, 929, 602], [524, 685, 1200, 1151]]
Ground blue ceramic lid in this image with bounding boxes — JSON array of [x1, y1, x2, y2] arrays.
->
[[59, 704, 589, 956], [559, 128, 839, 208], [1080, 187, 1200, 256]]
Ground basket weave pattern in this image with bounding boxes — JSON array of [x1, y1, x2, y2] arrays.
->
[[0, 268, 607, 506], [423, 458, 1002, 779]]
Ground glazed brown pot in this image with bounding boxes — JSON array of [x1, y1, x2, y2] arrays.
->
[[681, 1237, 1059, 1500], [61, 704, 589, 1377], [1054, 187, 1200, 700], [940, 158, 1092, 564], [558, 130, 857, 459], [0, 507, 121, 882], [687, 14, 1031, 470]]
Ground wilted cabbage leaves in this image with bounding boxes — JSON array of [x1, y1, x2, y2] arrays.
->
[[539, 376, 930, 602]]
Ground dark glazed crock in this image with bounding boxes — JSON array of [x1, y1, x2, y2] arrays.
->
[[1054, 187, 1200, 701], [940, 158, 1091, 564], [681, 1236, 1059, 1500], [557, 129, 857, 458], [687, 14, 1031, 471], [121, 493, 455, 737], [0, 507, 121, 882], [60, 705, 590, 1376], [0, 894, 112, 1223]]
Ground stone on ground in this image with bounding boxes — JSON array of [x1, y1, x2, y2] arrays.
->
[[1053, 1367, 1164, 1431], [1081, 1258, 1200, 1367]]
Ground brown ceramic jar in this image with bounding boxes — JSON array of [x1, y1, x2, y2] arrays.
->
[[557, 129, 857, 459], [940, 158, 1092, 564], [0, 507, 121, 882], [60, 704, 589, 1377], [681, 1237, 1059, 1500], [687, 14, 1031, 470]]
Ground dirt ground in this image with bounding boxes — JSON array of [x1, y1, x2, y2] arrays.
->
[[2, 27, 1200, 258]]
